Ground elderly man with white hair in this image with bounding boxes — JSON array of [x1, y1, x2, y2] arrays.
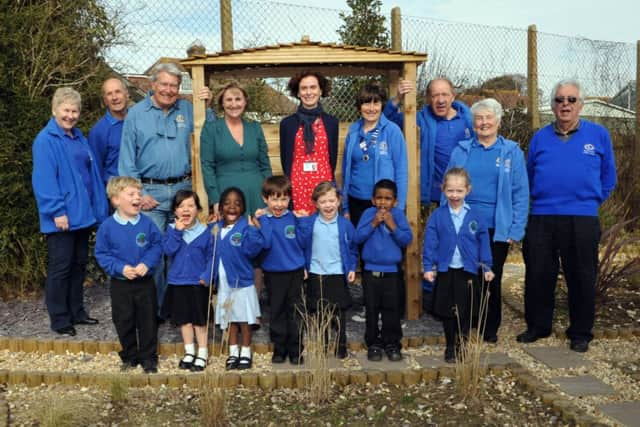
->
[[445, 97, 529, 344], [517, 79, 617, 353]]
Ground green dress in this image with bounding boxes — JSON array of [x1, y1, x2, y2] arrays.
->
[[200, 117, 272, 216]]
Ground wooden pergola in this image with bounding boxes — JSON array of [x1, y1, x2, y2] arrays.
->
[[180, 40, 427, 319]]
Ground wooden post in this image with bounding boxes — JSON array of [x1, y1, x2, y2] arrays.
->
[[391, 7, 402, 51], [220, 0, 233, 51], [190, 65, 209, 219], [527, 25, 540, 130], [635, 41, 640, 218], [402, 62, 421, 320]]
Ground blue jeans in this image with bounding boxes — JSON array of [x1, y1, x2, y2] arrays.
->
[[45, 228, 91, 330], [141, 179, 192, 315]]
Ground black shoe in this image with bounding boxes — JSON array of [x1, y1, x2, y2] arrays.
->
[[271, 352, 286, 364], [190, 357, 207, 372], [335, 347, 348, 359], [289, 354, 304, 365], [570, 340, 589, 353], [225, 355, 239, 370], [178, 354, 195, 370], [385, 347, 402, 362], [143, 365, 158, 374], [484, 335, 498, 344], [54, 326, 76, 336], [444, 347, 456, 363], [516, 330, 549, 343], [74, 317, 99, 325], [237, 356, 252, 370], [367, 346, 383, 362]]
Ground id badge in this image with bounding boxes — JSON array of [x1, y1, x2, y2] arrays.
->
[[303, 161, 318, 172]]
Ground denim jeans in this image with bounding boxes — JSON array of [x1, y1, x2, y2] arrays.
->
[[141, 179, 192, 315]]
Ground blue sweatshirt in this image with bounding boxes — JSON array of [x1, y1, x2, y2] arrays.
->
[[354, 207, 413, 272], [527, 120, 617, 216], [163, 222, 213, 286], [258, 211, 309, 272], [32, 118, 109, 234], [384, 100, 473, 203], [212, 217, 266, 288], [446, 136, 530, 242], [95, 213, 163, 279], [298, 213, 358, 280], [422, 204, 493, 275], [89, 109, 125, 186], [342, 114, 408, 211]]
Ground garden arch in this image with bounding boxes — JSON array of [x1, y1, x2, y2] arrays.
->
[[181, 39, 427, 319]]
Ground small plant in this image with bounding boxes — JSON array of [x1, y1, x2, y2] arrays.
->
[[108, 375, 129, 404], [297, 281, 335, 404], [454, 278, 489, 403], [199, 371, 227, 427], [35, 396, 91, 427]]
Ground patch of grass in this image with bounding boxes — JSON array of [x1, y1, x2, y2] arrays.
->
[[108, 374, 129, 404], [199, 372, 227, 427], [401, 394, 415, 405], [35, 396, 92, 427]]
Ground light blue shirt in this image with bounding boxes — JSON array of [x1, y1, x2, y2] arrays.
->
[[118, 94, 194, 180], [113, 211, 141, 225], [168, 220, 206, 244], [448, 202, 470, 268], [309, 214, 343, 275]]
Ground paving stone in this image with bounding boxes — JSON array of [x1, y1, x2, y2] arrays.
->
[[414, 354, 448, 369], [551, 375, 615, 397], [598, 401, 640, 426], [485, 352, 516, 366], [270, 356, 343, 371], [524, 346, 592, 369], [354, 351, 409, 370]]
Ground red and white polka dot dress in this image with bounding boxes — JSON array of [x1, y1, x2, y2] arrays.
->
[[290, 118, 333, 213]]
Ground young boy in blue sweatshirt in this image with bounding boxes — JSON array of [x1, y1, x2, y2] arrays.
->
[[95, 176, 163, 373], [255, 175, 310, 365], [423, 167, 494, 363], [354, 179, 413, 362]]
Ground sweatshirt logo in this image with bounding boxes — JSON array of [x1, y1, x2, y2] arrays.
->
[[230, 232, 242, 247], [379, 141, 388, 155], [176, 114, 186, 128], [135, 233, 148, 247], [284, 225, 296, 239], [583, 143, 596, 156], [468, 220, 478, 235], [465, 128, 471, 138]]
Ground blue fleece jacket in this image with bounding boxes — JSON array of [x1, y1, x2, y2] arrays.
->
[[95, 214, 163, 279], [341, 114, 408, 211], [384, 100, 473, 203], [211, 217, 266, 288], [163, 222, 214, 286], [422, 204, 493, 275], [258, 211, 309, 272], [354, 207, 413, 272], [298, 213, 358, 280], [32, 118, 109, 234], [446, 136, 530, 242], [527, 120, 617, 216]]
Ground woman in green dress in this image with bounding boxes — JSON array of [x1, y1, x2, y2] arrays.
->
[[200, 82, 273, 220]]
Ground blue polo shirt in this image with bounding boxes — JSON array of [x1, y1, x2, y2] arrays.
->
[[89, 109, 125, 185], [464, 139, 501, 228], [309, 214, 343, 275], [118, 94, 194, 180], [432, 113, 469, 201]]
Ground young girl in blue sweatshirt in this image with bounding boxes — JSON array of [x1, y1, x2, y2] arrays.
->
[[213, 187, 265, 370], [299, 181, 358, 358], [423, 167, 495, 363], [163, 190, 213, 372]]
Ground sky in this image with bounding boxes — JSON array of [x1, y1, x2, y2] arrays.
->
[[290, 0, 639, 44]]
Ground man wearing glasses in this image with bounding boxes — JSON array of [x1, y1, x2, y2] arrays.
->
[[517, 79, 617, 353]]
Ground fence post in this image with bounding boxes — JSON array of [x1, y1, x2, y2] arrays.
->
[[527, 25, 540, 130], [391, 7, 401, 51], [635, 41, 640, 217], [220, 0, 233, 51]]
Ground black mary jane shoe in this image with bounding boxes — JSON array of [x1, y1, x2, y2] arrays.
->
[[225, 355, 239, 370], [191, 357, 207, 372], [237, 356, 252, 370], [178, 354, 195, 370]]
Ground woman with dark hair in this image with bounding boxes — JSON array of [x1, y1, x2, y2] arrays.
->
[[200, 81, 272, 220], [341, 82, 408, 226], [279, 71, 339, 213]]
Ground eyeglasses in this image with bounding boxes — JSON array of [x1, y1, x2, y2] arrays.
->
[[554, 96, 578, 104]]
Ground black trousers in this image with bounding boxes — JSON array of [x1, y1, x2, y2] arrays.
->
[[111, 277, 158, 364], [362, 271, 402, 349], [523, 215, 600, 342], [476, 229, 510, 340], [307, 273, 349, 351], [45, 228, 91, 330], [264, 269, 305, 357]]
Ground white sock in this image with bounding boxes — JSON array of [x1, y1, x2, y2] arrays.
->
[[229, 344, 239, 358], [194, 347, 208, 367], [240, 346, 252, 359], [183, 343, 195, 361]]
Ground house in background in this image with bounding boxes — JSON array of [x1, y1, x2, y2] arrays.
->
[[539, 98, 636, 134], [610, 81, 636, 112]]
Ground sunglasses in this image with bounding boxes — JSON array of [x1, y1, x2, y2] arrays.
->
[[554, 96, 578, 104]]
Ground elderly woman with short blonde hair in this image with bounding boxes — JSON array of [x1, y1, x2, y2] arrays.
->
[[445, 97, 529, 343], [32, 87, 108, 336]]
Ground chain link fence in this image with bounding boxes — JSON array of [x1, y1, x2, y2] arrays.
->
[[105, 0, 637, 121]]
